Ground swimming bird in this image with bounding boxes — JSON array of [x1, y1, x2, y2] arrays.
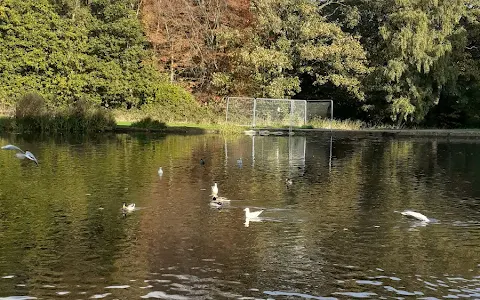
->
[[211, 182, 219, 196], [158, 167, 163, 176], [2, 144, 38, 165], [200, 158, 205, 165], [209, 201, 223, 209], [244, 130, 256, 136], [285, 178, 293, 185], [212, 196, 231, 203], [400, 210, 430, 222], [122, 202, 136, 213], [244, 207, 264, 218]]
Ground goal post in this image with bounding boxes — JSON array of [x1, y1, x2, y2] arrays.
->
[[225, 97, 333, 129], [225, 97, 255, 126], [306, 100, 333, 129]]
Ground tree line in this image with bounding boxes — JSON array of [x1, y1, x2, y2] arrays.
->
[[145, 0, 480, 127], [2, 0, 480, 127], [0, 0, 200, 121]]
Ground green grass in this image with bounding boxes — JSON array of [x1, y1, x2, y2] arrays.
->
[[115, 116, 368, 133], [306, 118, 364, 130], [131, 117, 167, 129], [116, 121, 132, 126]]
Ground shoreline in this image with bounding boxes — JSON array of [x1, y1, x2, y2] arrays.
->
[[113, 125, 480, 138]]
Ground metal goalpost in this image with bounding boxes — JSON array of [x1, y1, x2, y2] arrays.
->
[[225, 97, 333, 130]]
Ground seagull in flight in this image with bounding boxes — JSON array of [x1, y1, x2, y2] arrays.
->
[[1, 144, 38, 165]]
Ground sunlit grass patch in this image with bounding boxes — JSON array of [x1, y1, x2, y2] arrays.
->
[[131, 117, 167, 129], [306, 118, 365, 130], [166, 122, 245, 134]]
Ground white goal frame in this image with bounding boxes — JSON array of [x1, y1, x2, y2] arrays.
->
[[225, 97, 333, 129]]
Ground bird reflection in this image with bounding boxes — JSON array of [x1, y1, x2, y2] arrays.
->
[[244, 217, 262, 227]]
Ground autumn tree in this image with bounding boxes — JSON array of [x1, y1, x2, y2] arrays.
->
[[142, 0, 252, 100]]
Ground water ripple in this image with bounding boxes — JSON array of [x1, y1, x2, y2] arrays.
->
[[0, 298, 37, 300], [140, 291, 189, 299], [264, 290, 337, 299]]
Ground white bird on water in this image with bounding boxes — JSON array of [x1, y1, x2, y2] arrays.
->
[[211, 183, 219, 197], [209, 201, 223, 209], [244, 207, 263, 219], [400, 210, 430, 223], [122, 202, 136, 213], [244, 208, 264, 227], [1, 144, 38, 165], [158, 167, 163, 176], [212, 196, 231, 203]]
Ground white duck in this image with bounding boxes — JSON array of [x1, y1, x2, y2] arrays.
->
[[244, 208, 264, 227], [122, 202, 136, 212], [2, 144, 38, 165], [244, 207, 263, 218], [400, 210, 430, 222], [211, 183, 219, 197], [158, 167, 163, 176]]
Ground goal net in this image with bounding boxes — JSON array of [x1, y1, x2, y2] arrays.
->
[[306, 100, 333, 129], [225, 97, 333, 129]]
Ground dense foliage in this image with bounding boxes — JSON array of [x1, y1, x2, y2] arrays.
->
[[0, 0, 202, 122], [3, 0, 480, 127], [145, 0, 480, 127]]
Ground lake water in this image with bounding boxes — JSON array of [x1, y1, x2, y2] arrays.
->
[[0, 132, 479, 299]]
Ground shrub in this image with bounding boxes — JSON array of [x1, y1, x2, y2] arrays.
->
[[14, 93, 115, 133], [131, 117, 167, 129], [142, 82, 208, 122], [15, 93, 49, 132]]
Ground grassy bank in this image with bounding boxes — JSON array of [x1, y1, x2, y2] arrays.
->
[[0, 94, 396, 135]]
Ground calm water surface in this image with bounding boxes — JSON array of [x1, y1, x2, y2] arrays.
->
[[0, 133, 479, 299]]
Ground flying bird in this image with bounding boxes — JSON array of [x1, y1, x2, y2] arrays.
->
[[1, 144, 38, 165]]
